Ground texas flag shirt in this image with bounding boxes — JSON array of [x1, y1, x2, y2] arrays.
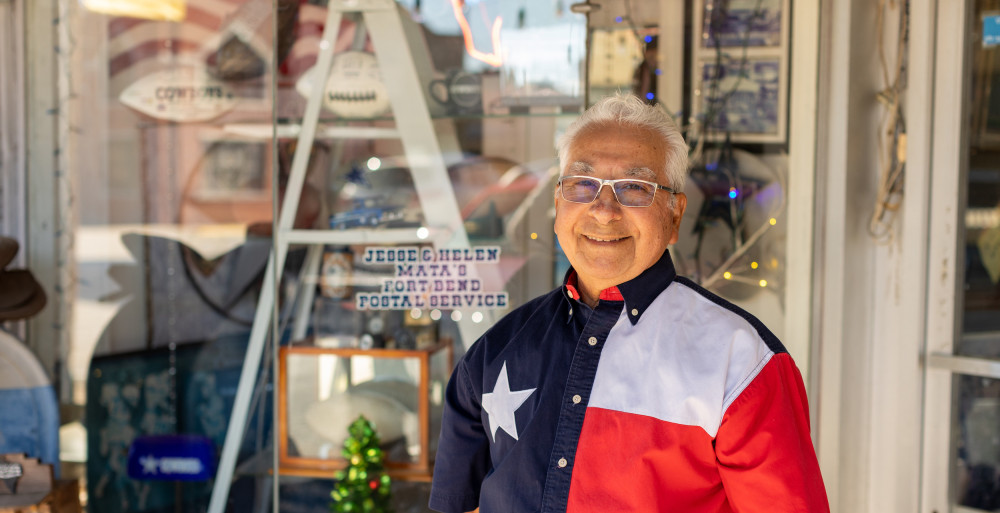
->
[[429, 251, 829, 513]]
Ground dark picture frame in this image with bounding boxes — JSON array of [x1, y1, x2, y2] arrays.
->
[[690, 0, 790, 143]]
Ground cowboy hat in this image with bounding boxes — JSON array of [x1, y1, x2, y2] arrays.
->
[[0, 236, 46, 321]]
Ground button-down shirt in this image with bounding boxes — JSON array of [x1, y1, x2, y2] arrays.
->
[[429, 251, 828, 512]]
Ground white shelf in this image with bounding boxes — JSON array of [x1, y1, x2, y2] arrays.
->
[[222, 123, 401, 140], [282, 227, 445, 246]]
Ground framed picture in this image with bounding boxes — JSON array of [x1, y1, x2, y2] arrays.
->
[[692, 56, 786, 143], [698, 0, 785, 49], [181, 136, 275, 225], [195, 140, 267, 199], [690, 0, 790, 143]]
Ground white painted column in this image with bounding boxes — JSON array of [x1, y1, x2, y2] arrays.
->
[[25, 0, 62, 382]]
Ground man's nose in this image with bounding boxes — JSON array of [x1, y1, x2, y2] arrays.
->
[[588, 185, 622, 219], [595, 184, 619, 205]]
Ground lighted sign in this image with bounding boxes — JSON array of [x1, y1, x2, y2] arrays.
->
[[81, 0, 185, 21], [449, 0, 503, 67]]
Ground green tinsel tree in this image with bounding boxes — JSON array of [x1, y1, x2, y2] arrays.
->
[[330, 415, 393, 513]]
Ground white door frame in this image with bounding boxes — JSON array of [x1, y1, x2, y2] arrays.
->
[[814, 0, 938, 511]]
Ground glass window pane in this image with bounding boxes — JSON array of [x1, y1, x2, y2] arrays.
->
[[589, 0, 793, 341], [273, 0, 584, 509], [962, 0, 1000, 342], [955, 374, 1000, 510], [40, 0, 811, 510], [61, 1, 279, 511], [673, 0, 791, 340]]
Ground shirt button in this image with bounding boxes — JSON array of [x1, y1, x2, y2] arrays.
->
[[569, 308, 573, 316], [567, 290, 574, 298], [588, 336, 597, 346], [631, 308, 639, 316], [557, 458, 568, 468], [572, 394, 582, 404]]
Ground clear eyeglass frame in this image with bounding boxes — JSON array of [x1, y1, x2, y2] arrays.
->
[[557, 175, 677, 207]]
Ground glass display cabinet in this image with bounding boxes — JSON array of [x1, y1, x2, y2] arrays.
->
[[278, 338, 453, 481]]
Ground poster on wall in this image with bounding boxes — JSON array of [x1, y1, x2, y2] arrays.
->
[[699, 0, 784, 48], [690, 0, 790, 143], [694, 57, 784, 140], [190, 140, 268, 201]]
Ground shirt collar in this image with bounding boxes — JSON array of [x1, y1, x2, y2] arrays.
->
[[562, 249, 677, 324]]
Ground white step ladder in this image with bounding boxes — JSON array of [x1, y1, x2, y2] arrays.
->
[[207, 1, 491, 510]]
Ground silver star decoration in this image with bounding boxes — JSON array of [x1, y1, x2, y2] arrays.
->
[[140, 455, 159, 475], [481, 361, 536, 442]]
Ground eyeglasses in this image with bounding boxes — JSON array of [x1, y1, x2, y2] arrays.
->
[[557, 175, 677, 208]]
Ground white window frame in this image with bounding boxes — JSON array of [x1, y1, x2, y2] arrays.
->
[[920, 0, 1000, 511], [0, 0, 25, 244], [23, 0, 62, 384]]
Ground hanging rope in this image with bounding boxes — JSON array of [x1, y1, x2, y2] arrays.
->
[[869, 0, 909, 241]]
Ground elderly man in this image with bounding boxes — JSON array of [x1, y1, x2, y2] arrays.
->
[[429, 94, 828, 513]]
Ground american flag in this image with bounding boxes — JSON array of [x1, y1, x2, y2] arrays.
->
[[107, 0, 367, 95]]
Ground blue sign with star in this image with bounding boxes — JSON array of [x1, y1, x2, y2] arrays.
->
[[127, 435, 214, 481]]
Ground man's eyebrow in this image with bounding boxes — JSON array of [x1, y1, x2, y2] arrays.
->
[[567, 161, 594, 174], [624, 167, 657, 180]]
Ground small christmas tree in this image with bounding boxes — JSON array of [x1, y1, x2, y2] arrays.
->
[[330, 415, 393, 513]]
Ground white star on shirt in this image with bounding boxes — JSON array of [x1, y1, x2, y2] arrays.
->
[[481, 361, 536, 442]]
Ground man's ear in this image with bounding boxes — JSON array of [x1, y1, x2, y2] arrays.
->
[[668, 193, 687, 245], [553, 188, 562, 227], [674, 192, 687, 220]]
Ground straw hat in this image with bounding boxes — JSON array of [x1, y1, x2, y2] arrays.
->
[[0, 236, 46, 321]]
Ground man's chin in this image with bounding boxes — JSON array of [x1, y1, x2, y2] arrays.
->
[[573, 262, 637, 290]]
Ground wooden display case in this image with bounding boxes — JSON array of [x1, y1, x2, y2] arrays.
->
[[277, 339, 454, 482]]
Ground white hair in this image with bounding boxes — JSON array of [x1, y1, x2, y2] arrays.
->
[[556, 94, 689, 192]]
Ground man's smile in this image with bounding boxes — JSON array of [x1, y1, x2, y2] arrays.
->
[[583, 234, 629, 243]]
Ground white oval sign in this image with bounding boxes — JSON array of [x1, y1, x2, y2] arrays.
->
[[296, 51, 391, 119], [119, 67, 238, 122]]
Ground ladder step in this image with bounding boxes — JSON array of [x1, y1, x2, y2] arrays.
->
[[282, 228, 437, 245], [223, 123, 401, 140]]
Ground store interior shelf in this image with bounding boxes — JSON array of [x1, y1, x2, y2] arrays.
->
[[282, 228, 441, 246], [235, 450, 434, 483], [222, 108, 582, 140], [223, 123, 402, 140]]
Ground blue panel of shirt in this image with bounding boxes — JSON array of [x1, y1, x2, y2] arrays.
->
[[430, 251, 679, 513]]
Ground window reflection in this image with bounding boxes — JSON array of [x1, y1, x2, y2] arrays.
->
[[956, 375, 1000, 510], [963, 1, 1000, 338]]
